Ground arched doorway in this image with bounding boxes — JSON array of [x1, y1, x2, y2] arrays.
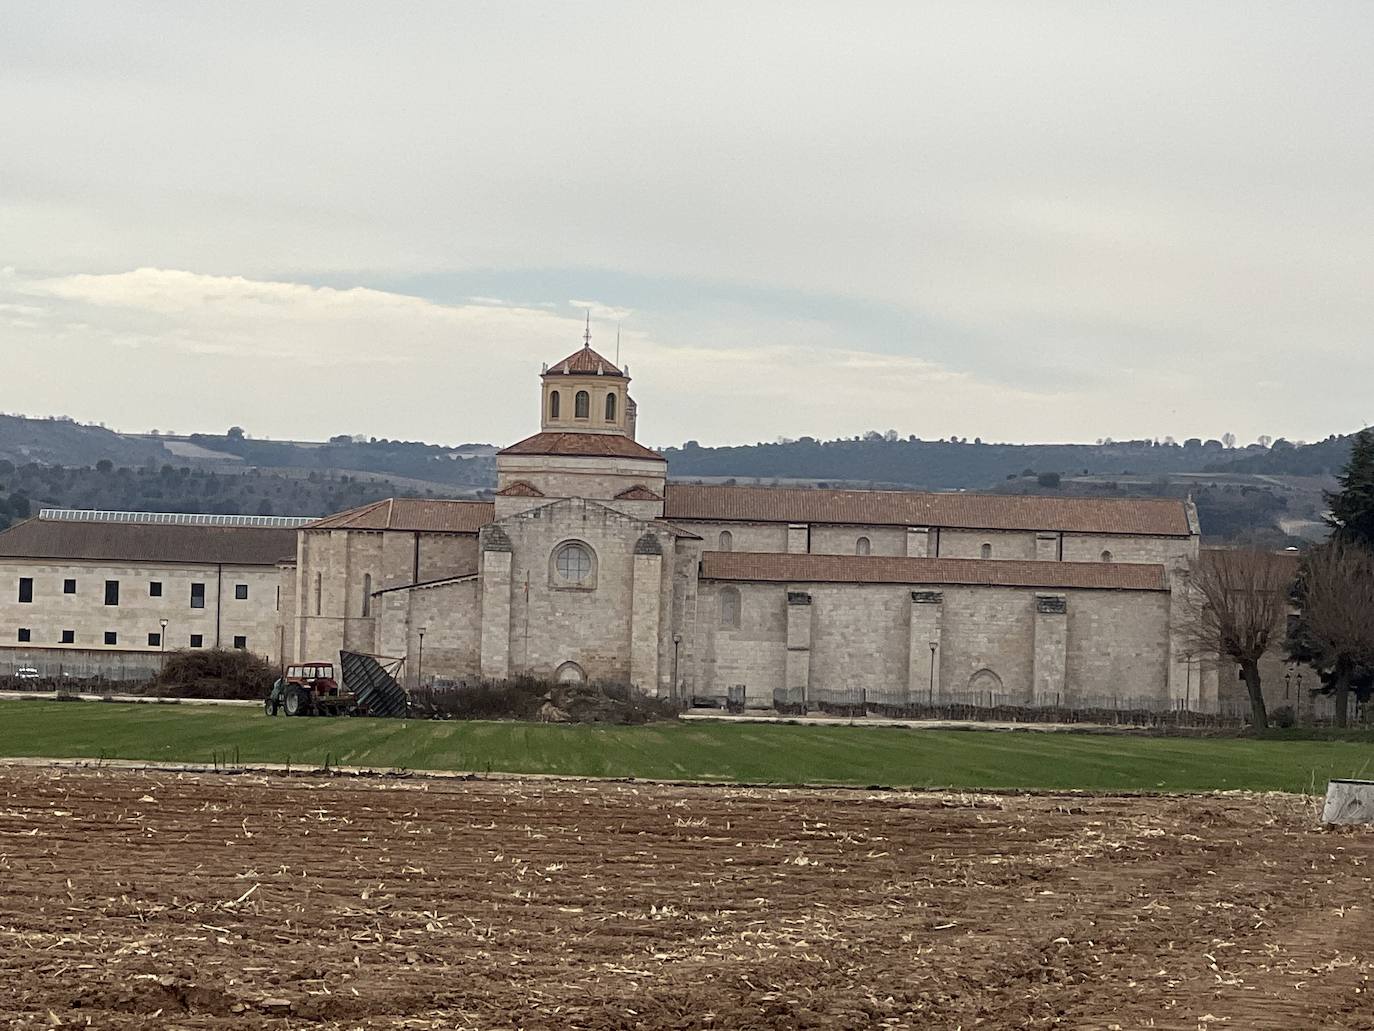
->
[[968, 668, 1003, 704], [555, 661, 586, 685]]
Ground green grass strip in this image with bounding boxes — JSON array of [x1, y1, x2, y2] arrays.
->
[[1, 702, 1372, 793]]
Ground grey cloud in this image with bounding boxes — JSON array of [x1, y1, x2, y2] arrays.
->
[[1, 2, 1370, 445]]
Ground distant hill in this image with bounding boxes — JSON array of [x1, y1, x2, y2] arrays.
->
[[661, 436, 1266, 490], [4, 410, 1359, 495], [0, 415, 173, 468], [0, 464, 410, 532], [0, 414, 497, 489], [180, 432, 496, 488], [1205, 431, 1367, 477], [0, 411, 1361, 544]]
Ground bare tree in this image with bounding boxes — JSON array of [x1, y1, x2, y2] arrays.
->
[[1178, 549, 1294, 730], [1292, 543, 1374, 727]]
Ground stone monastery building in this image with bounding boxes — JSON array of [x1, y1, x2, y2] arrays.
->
[[0, 335, 1231, 710], [282, 337, 1214, 711]]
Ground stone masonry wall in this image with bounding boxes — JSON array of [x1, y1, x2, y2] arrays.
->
[[695, 581, 787, 706], [808, 525, 908, 557], [806, 584, 912, 700], [0, 558, 282, 663], [1063, 590, 1171, 706], [692, 580, 1175, 708], [375, 577, 482, 686], [1060, 533, 1195, 566], [935, 529, 1039, 560], [493, 499, 675, 685]]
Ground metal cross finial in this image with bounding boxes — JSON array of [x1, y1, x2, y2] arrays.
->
[[583, 310, 591, 348]]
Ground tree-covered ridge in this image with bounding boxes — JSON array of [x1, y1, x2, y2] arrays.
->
[[1, 410, 1361, 495], [1206, 431, 1369, 477], [0, 414, 170, 468], [183, 432, 495, 488], [0, 461, 405, 531], [662, 433, 1351, 491]]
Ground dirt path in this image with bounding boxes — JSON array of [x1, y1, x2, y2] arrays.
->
[[0, 768, 1369, 1029]]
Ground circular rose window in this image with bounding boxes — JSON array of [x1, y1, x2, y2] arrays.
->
[[555, 542, 593, 583]]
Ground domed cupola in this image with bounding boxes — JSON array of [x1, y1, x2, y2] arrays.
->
[[540, 315, 633, 437], [495, 318, 665, 516]]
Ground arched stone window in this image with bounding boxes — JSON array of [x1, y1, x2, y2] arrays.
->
[[556, 661, 586, 684], [549, 390, 560, 419], [720, 587, 741, 628], [361, 573, 371, 616], [856, 536, 871, 556], [980, 543, 992, 559], [1101, 549, 1113, 562], [718, 530, 733, 552], [574, 390, 590, 419], [552, 540, 596, 588], [605, 392, 617, 421]]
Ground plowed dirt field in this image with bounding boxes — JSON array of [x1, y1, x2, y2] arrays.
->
[[0, 766, 1370, 1030]]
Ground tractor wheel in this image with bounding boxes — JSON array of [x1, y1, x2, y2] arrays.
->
[[284, 686, 311, 717], [264, 696, 278, 716]]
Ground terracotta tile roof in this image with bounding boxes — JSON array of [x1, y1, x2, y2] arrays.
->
[[545, 346, 625, 377], [702, 551, 1168, 592], [665, 484, 1192, 537], [499, 432, 664, 461], [372, 564, 480, 595], [614, 484, 664, 501], [306, 498, 494, 533], [495, 480, 546, 497], [0, 517, 297, 566], [652, 520, 702, 540]]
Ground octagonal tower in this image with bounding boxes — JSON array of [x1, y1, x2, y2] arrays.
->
[[539, 326, 633, 437]]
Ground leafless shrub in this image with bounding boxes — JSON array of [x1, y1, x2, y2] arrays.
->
[[1177, 548, 1295, 730], [1293, 542, 1374, 727]]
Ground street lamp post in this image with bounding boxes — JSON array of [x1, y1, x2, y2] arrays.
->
[[417, 626, 426, 690], [928, 641, 938, 706], [159, 618, 168, 671], [672, 634, 682, 705]]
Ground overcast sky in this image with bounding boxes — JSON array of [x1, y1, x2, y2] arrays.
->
[[2, 2, 1371, 448]]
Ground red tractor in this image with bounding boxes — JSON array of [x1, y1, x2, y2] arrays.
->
[[265, 662, 354, 717]]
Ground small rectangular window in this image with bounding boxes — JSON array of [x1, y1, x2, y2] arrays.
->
[[18, 578, 33, 603], [63, 579, 76, 595], [104, 631, 117, 646], [148, 632, 161, 647], [190, 634, 203, 648], [17, 628, 30, 643], [60, 630, 74, 644], [232, 635, 247, 650], [235, 584, 248, 600], [149, 581, 163, 597], [190, 583, 205, 609], [104, 580, 119, 606]]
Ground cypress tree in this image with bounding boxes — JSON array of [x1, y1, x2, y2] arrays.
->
[[1288, 429, 1374, 720], [1325, 428, 1374, 546]]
